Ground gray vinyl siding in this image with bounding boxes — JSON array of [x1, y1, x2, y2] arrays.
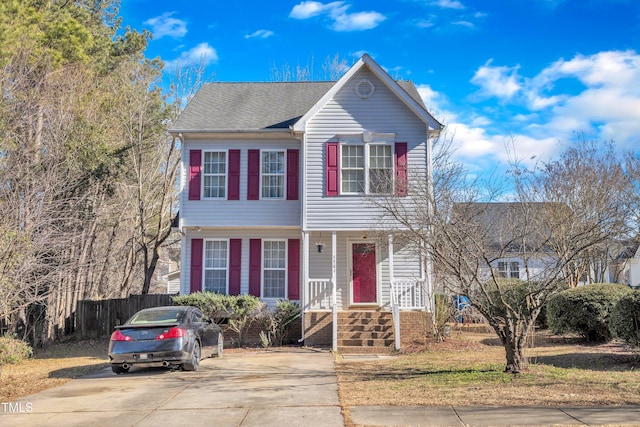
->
[[181, 228, 301, 296], [180, 138, 301, 228], [306, 231, 421, 310], [304, 69, 429, 230]]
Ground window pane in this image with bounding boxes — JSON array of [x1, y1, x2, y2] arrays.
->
[[204, 270, 226, 294], [262, 175, 284, 198], [263, 271, 285, 298], [262, 151, 284, 173], [369, 145, 391, 168], [510, 262, 520, 279], [342, 170, 364, 193], [369, 168, 392, 194], [342, 145, 363, 168]]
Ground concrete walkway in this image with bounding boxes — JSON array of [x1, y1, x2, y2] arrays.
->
[[2, 349, 640, 426], [348, 405, 640, 426]]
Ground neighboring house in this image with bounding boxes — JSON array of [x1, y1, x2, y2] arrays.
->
[[455, 202, 560, 285], [169, 54, 443, 352]]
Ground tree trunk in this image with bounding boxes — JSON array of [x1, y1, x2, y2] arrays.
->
[[504, 338, 525, 373]]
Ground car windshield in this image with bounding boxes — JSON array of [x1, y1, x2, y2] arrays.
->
[[128, 309, 186, 325]]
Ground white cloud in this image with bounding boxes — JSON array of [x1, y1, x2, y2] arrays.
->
[[144, 12, 187, 39], [164, 43, 218, 71], [245, 29, 275, 39], [471, 60, 522, 99], [289, 1, 386, 31], [429, 0, 465, 9]]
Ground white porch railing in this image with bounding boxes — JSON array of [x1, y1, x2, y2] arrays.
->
[[307, 278, 332, 310], [391, 279, 427, 309]]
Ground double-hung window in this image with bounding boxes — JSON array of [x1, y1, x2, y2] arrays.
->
[[203, 151, 226, 199], [204, 240, 228, 294], [340, 144, 393, 194], [261, 151, 285, 199], [496, 261, 520, 279], [263, 240, 286, 298]]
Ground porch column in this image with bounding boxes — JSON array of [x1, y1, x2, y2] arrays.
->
[[301, 231, 309, 342], [332, 230, 337, 352], [389, 233, 401, 351]]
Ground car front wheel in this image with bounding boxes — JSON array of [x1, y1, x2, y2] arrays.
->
[[183, 340, 200, 371]]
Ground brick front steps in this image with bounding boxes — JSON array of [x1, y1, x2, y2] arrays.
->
[[337, 311, 396, 354]]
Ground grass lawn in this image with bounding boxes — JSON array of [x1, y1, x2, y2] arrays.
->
[[0, 339, 110, 402], [336, 324, 640, 407]]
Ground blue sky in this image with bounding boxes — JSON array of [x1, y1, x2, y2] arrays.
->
[[120, 0, 640, 174]]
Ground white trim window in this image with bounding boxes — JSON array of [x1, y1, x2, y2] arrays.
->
[[261, 150, 285, 199], [497, 261, 520, 279], [340, 143, 392, 194], [203, 151, 226, 199], [263, 240, 286, 298], [204, 239, 228, 293]]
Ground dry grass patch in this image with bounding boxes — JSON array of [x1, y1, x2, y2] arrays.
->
[[0, 339, 109, 401], [336, 325, 640, 407]]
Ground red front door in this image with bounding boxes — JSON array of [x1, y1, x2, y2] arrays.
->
[[352, 243, 377, 303]]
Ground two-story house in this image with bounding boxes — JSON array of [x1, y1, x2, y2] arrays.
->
[[169, 54, 443, 352]]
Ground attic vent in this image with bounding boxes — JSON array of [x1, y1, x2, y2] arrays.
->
[[355, 79, 375, 99]]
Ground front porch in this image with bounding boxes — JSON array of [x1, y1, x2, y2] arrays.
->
[[301, 230, 433, 353]]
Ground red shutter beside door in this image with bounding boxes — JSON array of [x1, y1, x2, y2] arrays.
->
[[190, 239, 203, 293], [247, 149, 260, 200], [249, 239, 261, 297], [188, 150, 202, 201], [229, 239, 242, 295], [286, 149, 299, 201], [287, 239, 300, 300], [228, 150, 240, 200], [326, 142, 339, 196], [395, 142, 408, 196]]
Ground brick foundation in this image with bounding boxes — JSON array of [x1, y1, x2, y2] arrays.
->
[[220, 317, 302, 348], [303, 311, 333, 347]]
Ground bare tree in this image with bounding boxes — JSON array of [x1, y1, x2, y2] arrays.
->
[[373, 137, 631, 373]]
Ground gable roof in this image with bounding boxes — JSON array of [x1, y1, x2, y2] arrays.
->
[[169, 54, 442, 134], [292, 54, 443, 133]]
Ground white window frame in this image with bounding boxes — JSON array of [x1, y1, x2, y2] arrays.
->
[[203, 239, 229, 294], [496, 260, 520, 279], [339, 143, 393, 195], [261, 239, 287, 299], [202, 150, 227, 199], [509, 262, 520, 279], [260, 150, 285, 199]]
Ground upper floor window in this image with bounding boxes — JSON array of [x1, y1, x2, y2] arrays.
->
[[262, 151, 285, 199], [204, 239, 227, 293], [340, 144, 392, 194], [203, 151, 226, 199]]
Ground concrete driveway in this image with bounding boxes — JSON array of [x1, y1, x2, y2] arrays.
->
[[1, 349, 344, 427]]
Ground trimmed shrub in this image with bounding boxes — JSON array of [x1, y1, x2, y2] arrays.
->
[[477, 279, 531, 320], [173, 292, 263, 346], [0, 335, 33, 366], [547, 283, 632, 342], [610, 291, 640, 347]]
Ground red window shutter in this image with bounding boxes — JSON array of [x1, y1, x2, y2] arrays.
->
[[395, 142, 408, 196], [249, 239, 261, 297], [287, 239, 300, 300], [228, 150, 240, 200], [326, 142, 339, 196], [190, 239, 203, 293], [229, 239, 242, 295], [286, 149, 299, 200], [247, 149, 260, 200], [188, 150, 202, 201]]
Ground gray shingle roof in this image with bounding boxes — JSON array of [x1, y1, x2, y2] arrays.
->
[[170, 80, 426, 132]]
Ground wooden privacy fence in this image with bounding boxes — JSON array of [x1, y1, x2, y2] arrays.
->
[[77, 294, 174, 339]]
